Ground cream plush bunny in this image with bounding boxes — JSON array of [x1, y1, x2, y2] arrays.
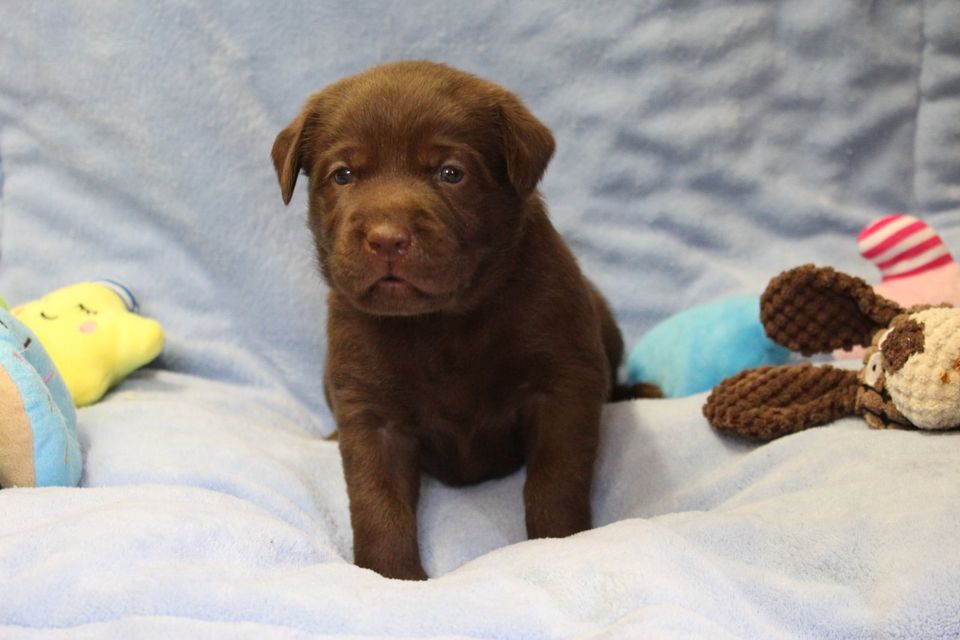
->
[[704, 265, 960, 440]]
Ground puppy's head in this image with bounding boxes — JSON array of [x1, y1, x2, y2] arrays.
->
[[272, 61, 555, 316]]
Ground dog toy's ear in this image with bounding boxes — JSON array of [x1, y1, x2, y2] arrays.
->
[[703, 364, 859, 441], [495, 91, 556, 197], [761, 264, 905, 355], [272, 112, 307, 206]]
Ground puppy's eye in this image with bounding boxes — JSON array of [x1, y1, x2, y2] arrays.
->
[[332, 167, 354, 185], [438, 165, 464, 184]]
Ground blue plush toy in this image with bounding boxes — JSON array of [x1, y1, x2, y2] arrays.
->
[[0, 298, 81, 487], [627, 296, 790, 398]]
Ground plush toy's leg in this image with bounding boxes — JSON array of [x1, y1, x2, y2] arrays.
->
[[0, 367, 37, 488]]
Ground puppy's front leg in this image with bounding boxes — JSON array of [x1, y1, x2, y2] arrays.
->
[[338, 423, 427, 580], [523, 397, 602, 539]]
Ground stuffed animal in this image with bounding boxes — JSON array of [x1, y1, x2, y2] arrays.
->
[[0, 281, 164, 488], [627, 296, 790, 398], [858, 213, 960, 307], [703, 264, 960, 441], [835, 213, 960, 359], [13, 281, 165, 407], [630, 214, 959, 396], [0, 300, 80, 487]]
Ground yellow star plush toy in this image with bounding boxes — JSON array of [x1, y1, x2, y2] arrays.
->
[[13, 281, 165, 407]]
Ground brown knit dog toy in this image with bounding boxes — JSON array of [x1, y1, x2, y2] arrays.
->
[[703, 264, 960, 440]]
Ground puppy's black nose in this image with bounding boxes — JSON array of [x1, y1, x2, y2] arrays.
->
[[365, 224, 411, 260]]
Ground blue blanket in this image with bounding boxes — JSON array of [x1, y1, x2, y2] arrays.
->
[[1, 1, 958, 638]]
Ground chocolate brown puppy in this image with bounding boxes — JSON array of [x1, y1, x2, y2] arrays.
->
[[272, 61, 653, 580]]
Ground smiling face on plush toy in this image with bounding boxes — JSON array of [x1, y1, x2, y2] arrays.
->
[[858, 307, 960, 430], [13, 282, 165, 407], [24, 284, 128, 326]]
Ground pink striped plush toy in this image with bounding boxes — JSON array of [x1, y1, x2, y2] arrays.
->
[[836, 214, 960, 359], [859, 214, 960, 306]]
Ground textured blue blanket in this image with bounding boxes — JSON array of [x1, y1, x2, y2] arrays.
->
[[1, 2, 958, 637]]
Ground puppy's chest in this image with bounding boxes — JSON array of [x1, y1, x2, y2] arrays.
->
[[391, 335, 543, 428]]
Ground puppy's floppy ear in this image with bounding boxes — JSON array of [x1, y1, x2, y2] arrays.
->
[[496, 92, 556, 197], [273, 90, 338, 204], [271, 112, 307, 206], [760, 264, 905, 355], [270, 102, 319, 204]]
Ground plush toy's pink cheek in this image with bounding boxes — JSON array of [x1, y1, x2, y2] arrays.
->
[[79, 321, 98, 334]]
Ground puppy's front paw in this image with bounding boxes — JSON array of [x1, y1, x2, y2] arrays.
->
[[358, 555, 428, 581], [526, 506, 591, 540], [388, 565, 429, 582]]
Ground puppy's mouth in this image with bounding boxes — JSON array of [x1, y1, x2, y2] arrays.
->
[[331, 251, 469, 316], [350, 269, 459, 316], [371, 275, 421, 298]]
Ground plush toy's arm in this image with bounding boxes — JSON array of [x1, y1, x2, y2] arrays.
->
[[70, 313, 164, 407], [112, 315, 165, 380]]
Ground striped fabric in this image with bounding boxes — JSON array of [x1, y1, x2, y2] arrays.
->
[[857, 214, 955, 282]]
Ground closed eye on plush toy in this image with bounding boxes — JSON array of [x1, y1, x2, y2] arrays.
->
[[77, 304, 98, 316]]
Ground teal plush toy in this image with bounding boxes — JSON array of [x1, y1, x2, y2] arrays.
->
[[627, 296, 790, 398], [0, 298, 81, 487]]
